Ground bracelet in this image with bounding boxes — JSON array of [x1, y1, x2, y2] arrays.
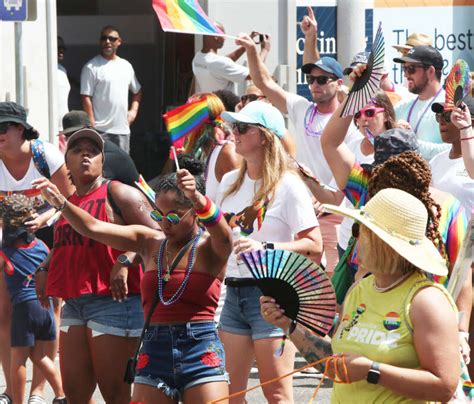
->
[[55, 199, 67, 212], [286, 320, 297, 337], [459, 125, 472, 131], [195, 196, 223, 227], [460, 136, 474, 142]]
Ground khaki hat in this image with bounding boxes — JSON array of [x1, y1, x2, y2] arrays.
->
[[321, 188, 448, 276], [392, 33, 433, 53], [65, 128, 105, 156]]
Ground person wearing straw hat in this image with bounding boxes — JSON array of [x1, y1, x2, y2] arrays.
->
[[261, 188, 460, 403], [392, 32, 433, 56]]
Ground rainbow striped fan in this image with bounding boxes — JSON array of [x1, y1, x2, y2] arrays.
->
[[444, 59, 470, 111], [341, 22, 385, 117], [240, 249, 336, 336]]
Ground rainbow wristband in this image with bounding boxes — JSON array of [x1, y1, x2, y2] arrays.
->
[[195, 196, 223, 227]]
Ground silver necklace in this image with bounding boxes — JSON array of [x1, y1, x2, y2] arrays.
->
[[373, 272, 412, 293]]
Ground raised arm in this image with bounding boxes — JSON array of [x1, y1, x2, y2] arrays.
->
[[32, 178, 157, 256], [452, 102, 474, 178], [301, 6, 320, 65], [236, 33, 289, 114]]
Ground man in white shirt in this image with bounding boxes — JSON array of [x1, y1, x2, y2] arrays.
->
[[192, 22, 270, 94], [80, 25, 142, 154], [393, 46, 449, 160]]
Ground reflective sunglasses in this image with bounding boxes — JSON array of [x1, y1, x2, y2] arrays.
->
[[0, 122, 13, 134], [306, 75, 335, 86], [402, 64, 427, 75], [150, 208, 193, 225], [100, 35, 119, 43], [354, 107, 385, 120], [240, 94, 266, 104], [435, 110, 452, 123], [231, 122, 262, 135]]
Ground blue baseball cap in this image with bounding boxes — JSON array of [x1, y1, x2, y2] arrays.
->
[[301, 56, 343, 79], [221, 101, 285, 139]]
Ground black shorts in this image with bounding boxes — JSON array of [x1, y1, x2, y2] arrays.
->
[[11, 299, 56, 347]]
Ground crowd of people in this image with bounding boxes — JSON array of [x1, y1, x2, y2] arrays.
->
[[0, 7, 473, 404]]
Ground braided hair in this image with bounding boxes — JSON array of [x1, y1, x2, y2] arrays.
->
[[152, 173, 205, 209], [368, 151, 447, 259]]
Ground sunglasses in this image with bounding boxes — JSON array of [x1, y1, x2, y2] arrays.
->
[[435, 111, 452, 123], [0, 122, 13, 134], [150, 208, 193, 225], [402, 64, 427, 75], [231, 122, 262, 135], [100, 35, 119, 43], [306, 75, 335, 86], [241, 94, 266, 104], [354, 107, 385, 120]]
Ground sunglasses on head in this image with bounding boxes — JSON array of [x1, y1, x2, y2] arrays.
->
[[435, 110, 452, 124], [100, 35, 119, 43], [402, 64, 428, 75], [231, 122, 262, 135], [306, 75, 335, 86], [150, 208, 193, 225], [240, 94, 266, 104], [0, 122, 14, 134], [354, 107, 385, 120]]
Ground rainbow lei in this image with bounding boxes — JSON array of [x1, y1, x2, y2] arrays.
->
[[195, 196, 223, 227]]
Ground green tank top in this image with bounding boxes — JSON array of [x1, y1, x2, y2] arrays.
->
[[331, 271, 456, 403]]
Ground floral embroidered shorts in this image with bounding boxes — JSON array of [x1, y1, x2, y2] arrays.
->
[[134, 321, 229, 400]]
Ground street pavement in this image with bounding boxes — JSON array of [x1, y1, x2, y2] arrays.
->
[[0, 354, 332, 403]]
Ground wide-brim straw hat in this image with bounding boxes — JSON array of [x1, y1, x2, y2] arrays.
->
[[321, 188, 447, 276]]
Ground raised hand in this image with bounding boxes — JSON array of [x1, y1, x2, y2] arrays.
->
[[176, 169, 199, 203], [301, 6, 317, 36], [451, 102, 472, 130], [31, 178, 67, 209], [235, 33, 257, 50]]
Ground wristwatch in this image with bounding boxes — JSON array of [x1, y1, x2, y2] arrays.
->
[[262, 242, 275, 250], [117, 254, 133, 267], [367, 361, 381, 384], [36, 266, 48, 273]]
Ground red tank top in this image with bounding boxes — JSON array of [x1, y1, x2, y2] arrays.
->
[[47, 183, 141, 299], [141, 270, 221, 323]]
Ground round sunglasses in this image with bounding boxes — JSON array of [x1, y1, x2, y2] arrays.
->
[[354, 107, 385, 120], [150, 208, 193, 225], [306, 75, 335, 86]]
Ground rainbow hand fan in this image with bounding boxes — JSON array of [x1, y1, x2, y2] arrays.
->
[[444, 59, 470, 111], [341, 22, 385, 118], [240, 249, 336, 336]]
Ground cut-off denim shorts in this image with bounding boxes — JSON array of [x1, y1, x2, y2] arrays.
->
[[134, 321, 229, 401], [61, 293, 143, 337], [219, 282, 285, 340]]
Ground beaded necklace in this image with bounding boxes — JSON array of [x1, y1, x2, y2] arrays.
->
[[304, 104, 322, 137], [406, 88, 442, 134], [157, 227, 203, 306]]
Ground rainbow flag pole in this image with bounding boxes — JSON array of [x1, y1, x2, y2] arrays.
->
[[163, 99, 209, 144], [152, 0, 239, 39]]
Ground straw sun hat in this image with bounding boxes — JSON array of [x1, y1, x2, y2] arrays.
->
[[322, 188, 447, 276]]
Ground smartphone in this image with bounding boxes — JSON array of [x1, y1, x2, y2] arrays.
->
[[253, 34, 264, 44]]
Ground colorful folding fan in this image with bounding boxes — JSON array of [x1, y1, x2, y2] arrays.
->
[[444, 59, 470, 111]]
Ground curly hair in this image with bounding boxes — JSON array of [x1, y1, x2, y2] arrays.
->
[[152, 173, 205, 209], [368, 151, 446, 259], [0, 193, 35, 229]]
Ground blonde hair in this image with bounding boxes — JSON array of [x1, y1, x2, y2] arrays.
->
[[223, 127, 292, 204], [357, 225, 418, 275]]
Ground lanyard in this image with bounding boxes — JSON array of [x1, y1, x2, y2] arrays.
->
[[406, 88, 442, 134]]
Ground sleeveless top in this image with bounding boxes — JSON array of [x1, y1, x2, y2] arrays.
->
[[205, 142, 231, 201], [1, 238, 49, 305], [47, 183, 141, 299], [331, 271, 456, 403], [141, 270, 221, 323]]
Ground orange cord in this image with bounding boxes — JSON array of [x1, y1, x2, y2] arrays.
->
[[208, 355, 351, 404]]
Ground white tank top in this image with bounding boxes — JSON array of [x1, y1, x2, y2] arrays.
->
[[205, 143, 228, 201]]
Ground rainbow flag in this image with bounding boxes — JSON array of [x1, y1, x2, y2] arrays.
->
[[152, 0, 223, 35], [135, 175, 156, 207], [163, 99, 209, 144]]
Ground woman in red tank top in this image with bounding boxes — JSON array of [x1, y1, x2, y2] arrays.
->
[[34, 166, 233, 403]]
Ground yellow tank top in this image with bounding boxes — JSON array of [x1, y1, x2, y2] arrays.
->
[[331, 271, 456, 403]]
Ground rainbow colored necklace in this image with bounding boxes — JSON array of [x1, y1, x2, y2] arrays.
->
[[157, 227, 203, 306]]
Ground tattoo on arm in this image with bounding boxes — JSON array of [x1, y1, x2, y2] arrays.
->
[[296, 329, 333, 372]]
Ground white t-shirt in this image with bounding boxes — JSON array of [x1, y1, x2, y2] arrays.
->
[[286, 93, 363, 186], [216, 170, 319, 278], [205, 142, 232, 202], [192, 51, 249, 93], [57, 64, 70, 131], [395, 89, 444, 144], [430, 150, 474, 216], [80, 55, 141, 135]]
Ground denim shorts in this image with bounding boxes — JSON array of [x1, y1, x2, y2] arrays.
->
[[61, 294, 143, 337], [219, 283, 285, 340], [134, 321, 229, 401], [11, 299, 56, 347]]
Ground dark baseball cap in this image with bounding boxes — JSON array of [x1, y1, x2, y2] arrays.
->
[[0, 102, 33, 129], [62, 110, 91, 136], [65, 128, 104, 156], [343, 51, 370, 76], [373, 128, 420, 166], [393, 45, 443, 70], [302, 57, 343, 79], [432, 95, 474, 115]]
